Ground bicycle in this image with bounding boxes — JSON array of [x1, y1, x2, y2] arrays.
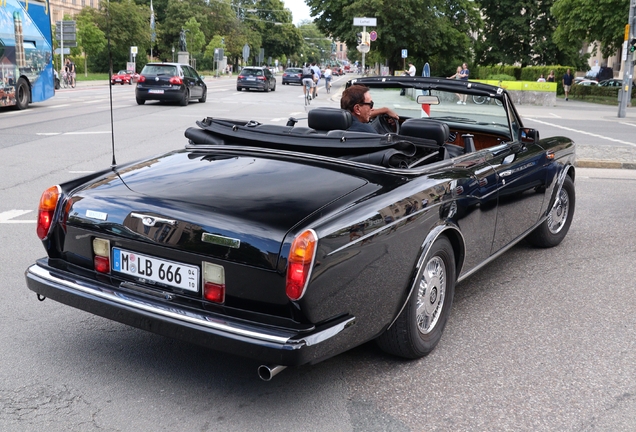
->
[[325, 76, 332, 94], [61, 71, 75, 89], [472, 95, 502, 106], [302, 78, 312, 106]]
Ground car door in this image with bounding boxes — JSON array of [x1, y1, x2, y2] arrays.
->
[[488, 105, 548, 253], [183, 66, 200, 98], [264, 68, 273, 89]]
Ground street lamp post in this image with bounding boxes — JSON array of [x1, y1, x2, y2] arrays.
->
[[172, 46, 175, 62]]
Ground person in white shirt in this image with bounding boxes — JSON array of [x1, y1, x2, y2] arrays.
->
[[323, 66, 332, 93], [408, 62, 416, 76]]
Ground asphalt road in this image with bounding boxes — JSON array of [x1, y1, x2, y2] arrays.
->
[[2, 76, 636, 431]]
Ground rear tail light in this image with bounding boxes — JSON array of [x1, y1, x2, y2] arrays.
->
[[203, 262, 225, 303], [238, 75, 245, 79], [285, 229, 317, 300], [169, 76, 183, 85], [257, 76, 266, 80], [138, 75, 146, 83], [93, 238, 110, 274], [37, 185, 61, 240]]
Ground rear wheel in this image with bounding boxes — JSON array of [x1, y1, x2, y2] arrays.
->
[[199, 89, 207, 103], [136, 97, 145, 105], [472, 95, 487, 104], [376, 236, 456, 358], [526, 175, 575, 248], [272, 82, 276, 92], [15, 78, 29, 110], [180, 89, 189, 106]]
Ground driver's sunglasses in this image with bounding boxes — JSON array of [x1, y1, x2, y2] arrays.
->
[[358, 101, 374, 109]]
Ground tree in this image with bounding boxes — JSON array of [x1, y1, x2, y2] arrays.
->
[[305, 0, 480, 74], [475, 0, 578, 67], [552, 0, 628, 59], [76, 12, 107, 74], [184, 18, 206, 55]]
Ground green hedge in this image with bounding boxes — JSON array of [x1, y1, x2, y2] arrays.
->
[[569, 84, 636, 99], [475, 65, 575, 95]]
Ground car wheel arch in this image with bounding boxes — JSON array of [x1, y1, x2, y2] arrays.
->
[[386, 223, 465, 331]]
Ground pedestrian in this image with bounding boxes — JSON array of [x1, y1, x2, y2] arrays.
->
[[407, 62, 416, 77], [448, 66, 464, 103], [458, 63, 469, 104], [562, 68, 573, 101], [537, 74, 546, 82], [546, 70, 555, 82]]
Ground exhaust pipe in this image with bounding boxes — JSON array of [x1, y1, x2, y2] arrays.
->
[[257, 364, 287, 381]]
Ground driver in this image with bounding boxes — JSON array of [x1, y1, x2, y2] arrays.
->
[[341, 84, 399, 133]]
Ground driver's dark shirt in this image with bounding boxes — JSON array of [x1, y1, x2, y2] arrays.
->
[[348, 116, 378, 133]]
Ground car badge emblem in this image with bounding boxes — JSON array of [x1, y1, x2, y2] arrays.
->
[[201, 233, 240, 249], [155, 77, 159, 81], [130, 213, 177, 227]]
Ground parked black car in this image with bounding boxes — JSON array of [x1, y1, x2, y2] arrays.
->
[[135, 62, 207, 106], [282, 67, 303, 85], [26, 76, 575, 380], [237, 67, 277, 92]]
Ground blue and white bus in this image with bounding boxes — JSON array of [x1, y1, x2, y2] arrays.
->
[[0, 0, 55, 109]]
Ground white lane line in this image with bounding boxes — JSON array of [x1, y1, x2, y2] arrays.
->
[[83, 99, 107, 104], [64, 131, 111, 135], [525, 118, 636, 147], [69, 171, 95, 173], [271, 118, 285, 122], [619, 122, 636, 127], [0, 210, 35, 224], [549, 113, 562, 118], [289, 112, 303, 116], [36, 133, 61, 136], [48, 104, 71, 109]]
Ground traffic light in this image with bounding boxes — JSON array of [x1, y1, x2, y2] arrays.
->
[[356, 32, 362, 45], [630, 38, 636, 53]]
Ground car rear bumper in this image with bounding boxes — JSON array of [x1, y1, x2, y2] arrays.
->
[[25, 259, 355, 366], [136, 87, 185, 101], [237, 81, 268, 90]]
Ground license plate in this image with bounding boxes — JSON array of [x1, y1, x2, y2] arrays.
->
[[115, 79, 121, 81], [112, 248, 199, 292], [247, 77, 256, 81], [148, 89, 164, 94]]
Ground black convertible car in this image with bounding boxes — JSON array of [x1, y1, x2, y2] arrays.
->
[[25, 76, 575, 380]]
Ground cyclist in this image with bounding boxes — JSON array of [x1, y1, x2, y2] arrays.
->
[[301, 62, 314, 101], [323, 65, 332, 94], [65, 58, 76, 88], [310, 62, 321, 98]]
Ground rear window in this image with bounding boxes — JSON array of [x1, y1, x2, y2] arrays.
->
[[241, 69, 264, 77], [286, 69, 302, 74], [141, 65, 178, 76]]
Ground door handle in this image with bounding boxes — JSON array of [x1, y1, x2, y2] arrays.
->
[[500, 170, 512, 177]]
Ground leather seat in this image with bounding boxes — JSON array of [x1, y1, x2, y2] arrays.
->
[[400, 119, 449, 146], [308, 108, 352, 132]]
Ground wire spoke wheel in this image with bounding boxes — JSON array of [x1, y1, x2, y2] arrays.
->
[[416, 256, 446, 335]]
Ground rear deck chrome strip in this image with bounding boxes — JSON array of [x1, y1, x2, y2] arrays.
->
[[27, 264, 351, 348]]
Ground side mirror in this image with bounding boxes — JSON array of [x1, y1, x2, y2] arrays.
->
[[519, 128, 539, 144]]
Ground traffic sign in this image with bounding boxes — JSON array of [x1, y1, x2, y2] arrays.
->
[[353, 17, 377, 26], [357, 44, 370, 54], [369, 31, 377, 41], [401, 49, 408, 58], [242, 44, 250, 61]]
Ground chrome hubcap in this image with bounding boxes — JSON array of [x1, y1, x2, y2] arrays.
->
[[548, 187, 569, 234], [416, 256, 446, 334]]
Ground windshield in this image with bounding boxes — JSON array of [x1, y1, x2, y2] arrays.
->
[[369, 87, 510, 136], [241, 69, 264, 77]]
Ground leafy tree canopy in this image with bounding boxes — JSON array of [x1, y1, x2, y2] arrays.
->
[[552, 0, 629, 59]]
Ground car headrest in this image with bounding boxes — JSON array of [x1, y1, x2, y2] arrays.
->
[[400, 119, 449, 146], [308, 108, 352, 131]]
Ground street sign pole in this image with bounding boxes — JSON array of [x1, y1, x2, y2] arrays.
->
[[619, 0, 636, 117], [354, 17, 376, 76], [362, 25, 366, 74], [60, 21, 64, 75]]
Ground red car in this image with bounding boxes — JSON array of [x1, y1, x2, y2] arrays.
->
[[111, 70, 139, 85]]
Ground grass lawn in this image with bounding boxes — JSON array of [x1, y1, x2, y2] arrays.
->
[[76, 73, 110, 81]]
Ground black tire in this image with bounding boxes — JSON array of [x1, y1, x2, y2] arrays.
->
[[15, 78, 29, 110], [472, 95, 487, 105], [128, 80, 132, 85], [526, 175, 575, 248], [264, 83, 270, 92], [55, 78, 60, 90], [180, 89, 189, 106], [199, 89, 207, 103], [136, 98, 145, 105], [237, 87, 242, 91], [376, 235, 456, 358], [272, 82, 276, 92]]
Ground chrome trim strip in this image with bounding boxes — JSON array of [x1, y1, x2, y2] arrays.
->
[[130, 212, 177, 227], [28, 264, 296, 346]]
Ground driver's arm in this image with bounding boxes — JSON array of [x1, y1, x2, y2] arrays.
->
[[370, 107, 399, 120]]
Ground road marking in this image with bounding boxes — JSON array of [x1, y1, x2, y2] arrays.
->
[[48, 104, 71, 109], [270, 118, 285, 122], [36, 133, 61, 136], [83, 99, 106, 104], [525, 118, 636, 147], [619, 122, 636, 127], [549, 113, 562, 118], [69, 171, 95, 173], [64, 131, 111, 135], [0, 210, 35, 224]]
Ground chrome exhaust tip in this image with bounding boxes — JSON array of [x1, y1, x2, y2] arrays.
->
[[257, 364, 287, 381]]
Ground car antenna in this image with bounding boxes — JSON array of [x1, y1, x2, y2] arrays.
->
[[106, 0, 116, 168]]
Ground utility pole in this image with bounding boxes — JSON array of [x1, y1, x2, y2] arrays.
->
[[618, 0, 636, 117]]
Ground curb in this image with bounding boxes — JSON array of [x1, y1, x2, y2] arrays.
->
[[576, 160, 636, 170]]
